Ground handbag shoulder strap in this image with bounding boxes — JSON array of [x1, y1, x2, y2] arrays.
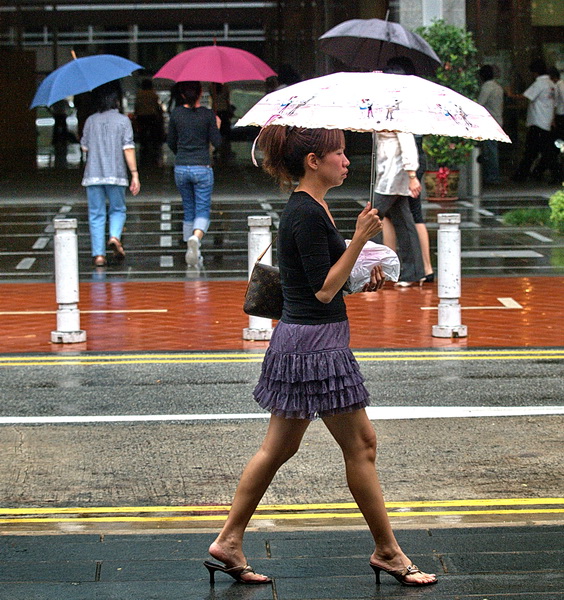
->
[[256, 236, 277, 263]]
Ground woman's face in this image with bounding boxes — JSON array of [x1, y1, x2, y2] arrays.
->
[[316, 145, 350, 189]]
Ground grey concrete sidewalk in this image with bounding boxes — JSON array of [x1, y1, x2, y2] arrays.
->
[[0, 526, 562, 599]]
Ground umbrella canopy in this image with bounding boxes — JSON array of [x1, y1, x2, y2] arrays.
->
[[319, 18, 441, 77], [153, 45, 276, 84], [236, 72, 510, 143], [30, 54, 143, 109]]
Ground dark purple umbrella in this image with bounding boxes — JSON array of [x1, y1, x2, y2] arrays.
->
[[319, 18, 441, 77]]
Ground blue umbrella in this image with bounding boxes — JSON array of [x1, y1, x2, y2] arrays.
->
[[30, 54, 143, 108]]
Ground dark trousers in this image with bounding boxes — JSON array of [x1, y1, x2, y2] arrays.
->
[[515, 125, 557, 180], [371, 193, 424, 283]]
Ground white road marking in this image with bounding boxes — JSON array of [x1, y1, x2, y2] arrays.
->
[[421, 297, 523, 310], [461, 250, 544, 258], [0, 406, 561, 425], [32, 237, 50, 250], [497, 297, 523, 309], [15, 258, 36, 270], [160, 235, 172, 247], [160, 256, 174, 267], [524, 231, 553, 243], [458, 202, 495, 216]]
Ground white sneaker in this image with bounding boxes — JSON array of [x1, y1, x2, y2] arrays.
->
[[185, 235, 201, 266]]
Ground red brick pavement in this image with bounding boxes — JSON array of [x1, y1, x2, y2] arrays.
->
[[0, 277, 562, 354]]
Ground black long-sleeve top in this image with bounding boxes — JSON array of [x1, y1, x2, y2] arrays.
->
[[167, 105, 222, 165], [278, 191, 347, 324]]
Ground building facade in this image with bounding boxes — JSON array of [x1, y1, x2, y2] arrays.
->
[[1, 0, 563, 170]]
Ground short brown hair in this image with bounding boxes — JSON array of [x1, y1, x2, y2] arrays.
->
[[257, 125, 344, 190]]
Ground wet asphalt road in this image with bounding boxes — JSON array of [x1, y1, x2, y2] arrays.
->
[[0, 353, 562, 508]]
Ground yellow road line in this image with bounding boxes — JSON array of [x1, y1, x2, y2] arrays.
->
[[0, 349, 562, 367], [1, 509, 563, 525], [1, 497, 562, 515]]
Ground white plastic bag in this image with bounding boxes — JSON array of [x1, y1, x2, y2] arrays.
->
[[344, 240, 400, 294]]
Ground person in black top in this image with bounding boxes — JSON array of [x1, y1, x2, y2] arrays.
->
[[167, 81, 222, 266], [204, 126, 438, 587]]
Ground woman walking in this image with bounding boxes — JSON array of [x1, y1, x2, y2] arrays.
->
[[81, 81, 140, 267], [167, 81, 222, 266], [204, 125, 438, 587]]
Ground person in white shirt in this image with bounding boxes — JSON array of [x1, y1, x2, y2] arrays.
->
[[371, 131, 425, 286], [513, 59, 556, 182], [478, 65, 504, 184], [378, 57, 433, 284]]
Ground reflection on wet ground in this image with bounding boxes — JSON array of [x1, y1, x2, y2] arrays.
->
[[1, 151, 563, 282]]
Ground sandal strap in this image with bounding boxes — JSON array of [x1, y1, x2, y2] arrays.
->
[[225, 563, 255, 576], [395, 564, 422, 577]]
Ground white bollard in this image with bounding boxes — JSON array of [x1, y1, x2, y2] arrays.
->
[[432, 213, 468, 339], [243, 215, 274, 341], [51, 218, 87, 344]]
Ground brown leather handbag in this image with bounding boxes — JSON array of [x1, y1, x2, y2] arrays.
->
[[243, 241, 283, 320]]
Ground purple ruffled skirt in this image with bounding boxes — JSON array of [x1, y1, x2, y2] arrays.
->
[[253, 320, 370, 420]]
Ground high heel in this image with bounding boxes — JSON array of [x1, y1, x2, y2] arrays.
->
[[369, 562, 437, 586], [395, 272, 434, 288], [203, 560, 272, 585]]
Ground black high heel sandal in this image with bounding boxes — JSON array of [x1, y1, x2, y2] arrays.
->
[[203, 560, 272, 585], [369, 562, 438, 586], [421, 272, 435, 284]]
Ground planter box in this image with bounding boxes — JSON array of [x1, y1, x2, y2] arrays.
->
[[424, 170, 460, 201]]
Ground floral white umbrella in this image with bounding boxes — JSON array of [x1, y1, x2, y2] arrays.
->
[[236, 71, 510, 201], [236, 71, 510, 142]]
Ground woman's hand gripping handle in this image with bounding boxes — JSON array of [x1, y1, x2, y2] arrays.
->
[[354, 202, 383, 243]]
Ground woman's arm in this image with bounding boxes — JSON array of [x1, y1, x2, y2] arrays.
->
[[209, 111, 222, 149], [315, 203, 382, 304], [124, 147, 140, 196]]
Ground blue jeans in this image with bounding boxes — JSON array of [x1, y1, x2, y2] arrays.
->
[[174, 165, 214, 241], [86, 184, 127, 257]]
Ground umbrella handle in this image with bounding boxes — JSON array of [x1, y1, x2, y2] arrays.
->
[[369, 132, 376, 207]]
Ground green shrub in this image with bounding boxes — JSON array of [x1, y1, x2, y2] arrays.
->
[[502, 208, 552, 227], [549, 186, 564, 233], [502, 188, 564, 234]]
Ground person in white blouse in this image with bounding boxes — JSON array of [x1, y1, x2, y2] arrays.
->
[[371, 131, 425, 286], [379, 57, 433, 284]]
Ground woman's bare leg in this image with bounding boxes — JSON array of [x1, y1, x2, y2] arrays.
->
[[322, 409, 436, 585], [415, 222, 433, 276], [386, 217, 433, 277], [382, 217, 397, 251], [209, 415, 310, 582]]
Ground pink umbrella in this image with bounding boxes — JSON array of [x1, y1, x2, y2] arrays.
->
[[153, 45, 276, 84]]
